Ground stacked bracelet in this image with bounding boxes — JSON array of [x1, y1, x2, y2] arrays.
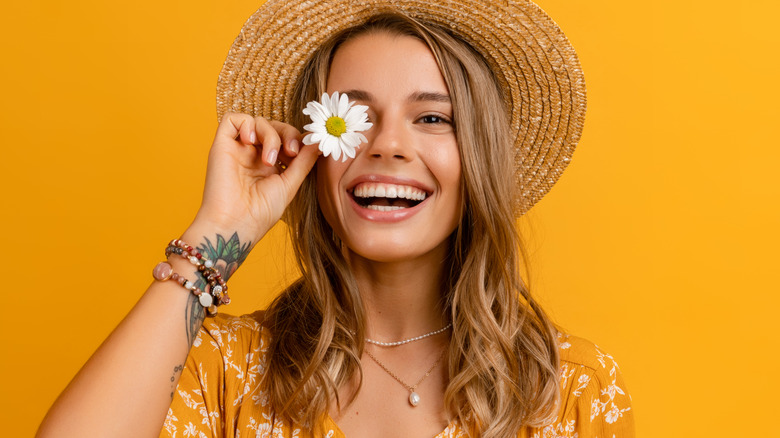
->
[[165, 239, 230, 306], [151, 239, 232, 316], [152, 262, 218, 314]]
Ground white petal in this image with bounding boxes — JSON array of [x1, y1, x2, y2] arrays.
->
[[356, 133, 368, 144], [309, 112, 328, 125], [343, 108, 363, 126], [332, 139, 343, 161], [328, 92, 341, 113], [337, 93, 350, 118], [342, 142, 357, 159], [302, 101, 322, 116], [327, 136, 343, 161], [303, 132, 325, 145], [304, 102, 330, 125], [321, 92, 332, 112], [318, 136, 331, 156], [313, 103, 332, 123], [340, 143, 356, 162], [318, 135, 331, 156], [340, 132, 361, 149], [303, 123, 327, 133], [351, 122, 373, 132], [346, 107, 372, 129], [301, 102, 315, 115], [351, 104, 369, 115]]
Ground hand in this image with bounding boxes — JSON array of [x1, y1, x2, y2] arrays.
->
[[188, 113, 320, 245]]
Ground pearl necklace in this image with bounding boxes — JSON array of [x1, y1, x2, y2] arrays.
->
[[365, 323, 452, 347]]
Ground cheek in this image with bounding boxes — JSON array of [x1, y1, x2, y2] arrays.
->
[[428, 143, 463, 197]]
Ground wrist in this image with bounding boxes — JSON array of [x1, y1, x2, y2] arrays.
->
[[178, 225, 255, 283], [187, 210, 270, 249]]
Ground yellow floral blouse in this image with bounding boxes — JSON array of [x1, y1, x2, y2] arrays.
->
[[161, 312, 634, 438]]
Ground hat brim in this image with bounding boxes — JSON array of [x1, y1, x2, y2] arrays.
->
[[216, 0, 586, 215]]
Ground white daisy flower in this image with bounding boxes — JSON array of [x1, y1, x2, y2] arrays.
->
[[302, 91, 373, 162]]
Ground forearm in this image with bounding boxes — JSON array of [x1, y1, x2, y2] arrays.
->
[[37, 227, 253, 438]]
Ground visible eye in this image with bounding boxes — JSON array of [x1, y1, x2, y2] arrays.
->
[[418, 114, 451, 124]]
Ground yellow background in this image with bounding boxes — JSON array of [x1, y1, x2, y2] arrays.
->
[[1, 0, 778, 436]]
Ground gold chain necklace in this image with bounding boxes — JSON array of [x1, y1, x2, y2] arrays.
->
[[364, 347, 446, 407]]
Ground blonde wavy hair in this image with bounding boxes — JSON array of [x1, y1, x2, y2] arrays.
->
[[264, 13, 561, 437]]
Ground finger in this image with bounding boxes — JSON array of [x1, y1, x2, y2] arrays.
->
[[269, 120, 302, 158], [278, 142, 320, 199], [216, 112, 256, 146], [252, 117, 283, 167]]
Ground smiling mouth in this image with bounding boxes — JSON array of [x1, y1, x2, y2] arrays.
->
[[351, 182, 429, 211]]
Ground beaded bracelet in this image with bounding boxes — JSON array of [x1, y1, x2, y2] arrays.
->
[[165, 239, 231, 306], [165, 239, 210, 265], [150, 239, 232, 315], [152, 261, 219, 315]]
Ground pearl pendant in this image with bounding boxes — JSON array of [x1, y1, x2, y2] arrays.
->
[[409, 392, 421, 407]]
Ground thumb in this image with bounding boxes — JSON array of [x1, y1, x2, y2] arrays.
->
[[278, 142, 320, 199]]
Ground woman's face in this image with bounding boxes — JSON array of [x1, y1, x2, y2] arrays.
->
[[316, 32, 462, 264]]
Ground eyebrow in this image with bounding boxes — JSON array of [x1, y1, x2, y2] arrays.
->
[[339, 89, 451, 104], [409, 91, 451, 104], [341, 89, 373, 102]]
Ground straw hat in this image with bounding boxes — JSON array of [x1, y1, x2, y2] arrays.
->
[[216, 0, 586, 215]]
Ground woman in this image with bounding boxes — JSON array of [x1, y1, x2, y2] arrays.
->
[[37, 1, 634, 437]]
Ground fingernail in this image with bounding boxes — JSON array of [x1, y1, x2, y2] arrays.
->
[[267, 149, 278, 165], [290, 139, 299, 154], [249, 131, 256, 144]]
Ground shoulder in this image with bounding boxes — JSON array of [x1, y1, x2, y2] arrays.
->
[[557, 332, 621, 374], [197, 310, 269, 348], [551, 332, 635, 434], [163, 311, 274, 437], [186, 310, 272, 381]]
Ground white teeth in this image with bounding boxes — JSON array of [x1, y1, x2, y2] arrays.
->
[[366, 205, 405, 211], [353, 182, 427, 201]]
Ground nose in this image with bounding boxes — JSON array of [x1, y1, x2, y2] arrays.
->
[[362, 115, 413, 162]]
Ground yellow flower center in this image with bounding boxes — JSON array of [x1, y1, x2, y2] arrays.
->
[[325, 116, 347, 137]]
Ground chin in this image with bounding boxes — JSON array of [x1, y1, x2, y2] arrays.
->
[[341, 232, 452, 265]]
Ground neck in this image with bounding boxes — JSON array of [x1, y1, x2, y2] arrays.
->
[[346, 249, 450, 342]]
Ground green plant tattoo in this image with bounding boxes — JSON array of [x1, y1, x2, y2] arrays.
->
[[183, 232, 252, 347]]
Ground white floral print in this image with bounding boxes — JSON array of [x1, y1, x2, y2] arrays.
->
[[161, 316, 633, 438]]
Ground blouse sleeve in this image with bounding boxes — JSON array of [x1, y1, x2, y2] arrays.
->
[[159, 312, 268, 438], [557, 339, 635, 437]]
